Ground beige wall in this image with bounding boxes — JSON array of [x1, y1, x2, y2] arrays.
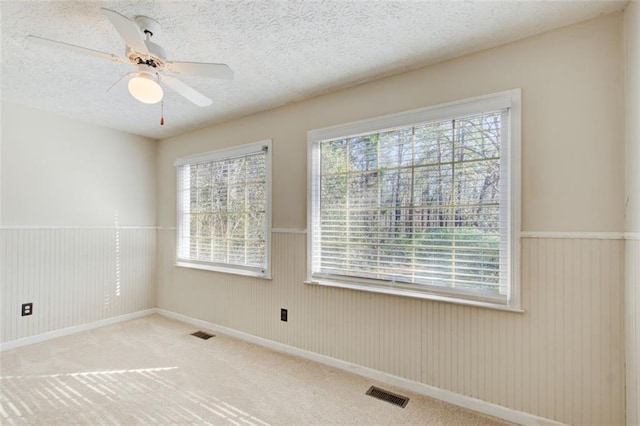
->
[[157, 14, 626, 425], [159, 13, 625, 233], [626, 1, 640, 235], [624, 1, 640, 425], [1, 102, 157, 226], [0, 8, 632, 425], [0, 104, 158, 344]]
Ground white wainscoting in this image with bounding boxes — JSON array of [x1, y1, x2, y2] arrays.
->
[[156, 230, 625, 425], [0, 227, 627, 425], [626, 237, 640, 426], [0, 227, 156, 344]]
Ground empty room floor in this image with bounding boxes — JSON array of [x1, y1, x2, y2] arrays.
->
[[0, 315, 511, 425]]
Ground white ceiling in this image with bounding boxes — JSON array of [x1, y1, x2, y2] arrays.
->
[[1, 0, 628, 140]]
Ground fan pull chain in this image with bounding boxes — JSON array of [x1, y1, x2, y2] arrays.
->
[[160, 100, 165, 126]]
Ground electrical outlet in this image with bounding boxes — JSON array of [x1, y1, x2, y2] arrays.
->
[[21, 303, 33, 316], [280, 308, 288, 322]]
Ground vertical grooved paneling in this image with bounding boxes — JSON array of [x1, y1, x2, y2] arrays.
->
[[155, 232, 625, 425], [626, 238, 640, 426], [0, 228, 156, 344]]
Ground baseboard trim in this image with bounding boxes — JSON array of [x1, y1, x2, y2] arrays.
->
[[154, 308, 566, 426], [1, 307, 567, 425], [0, 309, 155, 352]]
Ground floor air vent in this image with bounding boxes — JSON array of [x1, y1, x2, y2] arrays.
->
[[191, 331, 215, 340], [365, 386, 409, 408]]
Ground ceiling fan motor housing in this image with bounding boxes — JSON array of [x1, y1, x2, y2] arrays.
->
[[126, 40, 166, 68], [125, 15, 166, 66]]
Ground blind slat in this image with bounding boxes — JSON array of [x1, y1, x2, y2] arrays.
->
[[312, 109, 509, 297], [177, 143, 269, 272]]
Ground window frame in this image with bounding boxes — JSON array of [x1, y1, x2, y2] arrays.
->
[[306, 90, 521, 311], [174, 139, 272, 279]]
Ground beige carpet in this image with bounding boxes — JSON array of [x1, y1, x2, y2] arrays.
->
[[0, 314, 512, 425]]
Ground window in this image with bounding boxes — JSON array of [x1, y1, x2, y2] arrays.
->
[[175, 140, 272, 278], [307, 91, 520, 310]]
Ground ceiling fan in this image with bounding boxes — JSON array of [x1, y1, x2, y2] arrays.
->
[[27, 8, 233, 107]]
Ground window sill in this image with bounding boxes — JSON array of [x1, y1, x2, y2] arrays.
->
[[176, 262, 271, 280], [304, 279, 523, 313]]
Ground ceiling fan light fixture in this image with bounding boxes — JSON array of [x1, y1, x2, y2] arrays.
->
[[128, 71, 163, 104], [27, 8, 228, 108]]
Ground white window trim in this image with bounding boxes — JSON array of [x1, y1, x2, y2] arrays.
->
[[174, 139, 272, 279], [306, 90, 521, 311]]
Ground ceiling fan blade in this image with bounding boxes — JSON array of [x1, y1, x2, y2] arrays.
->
[[101, 8, 149, 55], [160, 76, 213, 107], [165, 61, 233, 80], [27, 35, 125, 63]]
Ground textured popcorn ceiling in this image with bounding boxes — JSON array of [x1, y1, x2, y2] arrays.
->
[[0, 0, 627, 140]]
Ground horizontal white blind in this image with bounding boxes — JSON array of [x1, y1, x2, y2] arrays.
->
[[311, 110, 509, 299], [177, 144, 269, 276]]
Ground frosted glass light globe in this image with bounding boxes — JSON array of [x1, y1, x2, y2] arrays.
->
[[128, 72, 163, 104]]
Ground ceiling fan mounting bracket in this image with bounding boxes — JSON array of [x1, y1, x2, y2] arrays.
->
[[134, 15, 161, 38]]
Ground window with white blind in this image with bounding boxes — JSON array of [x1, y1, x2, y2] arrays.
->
[[175, 140, 271, 278], [307, 90, 521, 310]]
